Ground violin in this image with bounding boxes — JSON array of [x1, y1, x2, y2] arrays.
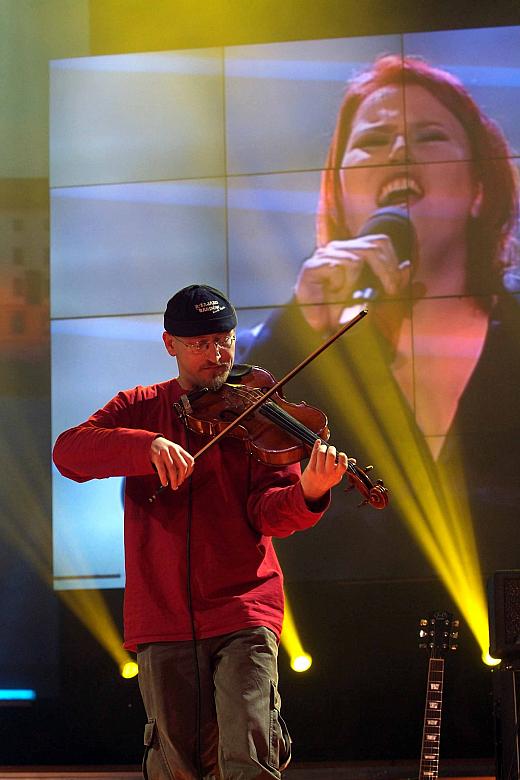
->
[[173, 364, 388, 509], [149, 307, 389, 509]]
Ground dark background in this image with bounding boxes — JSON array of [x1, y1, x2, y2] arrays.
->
[[1, 0, 519, 768]]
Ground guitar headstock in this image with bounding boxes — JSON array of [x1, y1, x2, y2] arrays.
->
[[419, 611, 459, 658]]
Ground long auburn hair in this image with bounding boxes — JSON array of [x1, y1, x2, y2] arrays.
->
[[317, 55, 519, 293]]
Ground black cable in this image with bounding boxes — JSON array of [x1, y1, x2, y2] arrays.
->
[[183, 421, 204, 780]]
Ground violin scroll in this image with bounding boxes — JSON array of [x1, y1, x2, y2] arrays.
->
[[344, 463, 389, 510]]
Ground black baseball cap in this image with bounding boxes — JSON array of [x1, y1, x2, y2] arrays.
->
[[164, 284, 237, 337]]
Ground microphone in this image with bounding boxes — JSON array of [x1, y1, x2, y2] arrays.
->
[[354, 206, 416, 301]]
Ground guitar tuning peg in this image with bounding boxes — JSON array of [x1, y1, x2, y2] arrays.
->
[[452, 619, 460, 628], [364, 464, 374, 471], [419, 619, 428, 626], [450, 644, 458, 651], [450, 631, 459, 639]]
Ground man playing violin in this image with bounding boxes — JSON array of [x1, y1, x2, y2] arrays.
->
[[52, 284, 349, 780]]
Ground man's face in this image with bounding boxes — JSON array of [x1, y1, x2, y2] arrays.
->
[[163, 330, 236, 391]]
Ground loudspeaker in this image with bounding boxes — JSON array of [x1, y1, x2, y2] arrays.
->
[[488, 570, 520, 660]]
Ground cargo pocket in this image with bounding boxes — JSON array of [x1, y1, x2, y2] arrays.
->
[[278, 711, 292, 771], [142, 718, 173, 780], [268, 681, 292, 772]]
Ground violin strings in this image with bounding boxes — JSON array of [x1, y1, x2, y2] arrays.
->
[[229, 385, 318, 444], [231, 385, 325, 446], [227, 384, 360, 480], [263, 401, 361, 480], [261, 402, 318, 445]]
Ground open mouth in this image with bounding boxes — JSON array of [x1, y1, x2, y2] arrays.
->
[[377, 176, 423, 207]]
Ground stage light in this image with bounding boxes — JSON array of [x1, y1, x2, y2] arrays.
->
[[482, 652, 501, 667], [120, 660, 139, 679], [291, 653, 313, 672], [281, 596, 312, 672]]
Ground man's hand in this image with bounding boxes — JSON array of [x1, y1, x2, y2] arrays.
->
[[150, 436, 195, 490], [299, 439, 349, 502]]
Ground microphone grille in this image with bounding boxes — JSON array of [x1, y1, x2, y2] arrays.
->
[[358, 206, 416, 263]]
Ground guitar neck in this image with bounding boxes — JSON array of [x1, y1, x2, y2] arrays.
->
[[419, 657, 444, 780]]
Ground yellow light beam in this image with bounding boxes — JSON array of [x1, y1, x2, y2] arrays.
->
[[281, 596, 313, 672], [287, 308, 491, 659], [1, 407, 133, 671]]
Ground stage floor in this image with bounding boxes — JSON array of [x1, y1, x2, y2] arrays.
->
[[0, 758, 496, 780]]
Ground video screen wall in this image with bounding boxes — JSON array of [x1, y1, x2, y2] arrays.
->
[[51, 26, 520, 590]]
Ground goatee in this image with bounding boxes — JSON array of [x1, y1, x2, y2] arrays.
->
[[206, 366, 231, 391]]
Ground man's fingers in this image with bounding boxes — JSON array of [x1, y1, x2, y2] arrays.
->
[[165, 452, 191, 490], [300, 440, 351, 501], [316, 444, 337, 470], [150, 438, 195, 491], [313, 443, 337, 465], [308, 439, 323, 469], [166, 459, 180, 490], [337, 452, 349, 470], [313, 444, 349, 476], [155, 460, 169, 488], [155, 451, 176, 489]]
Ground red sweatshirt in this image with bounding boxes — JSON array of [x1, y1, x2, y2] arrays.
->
[[52, 378, 328, 651]]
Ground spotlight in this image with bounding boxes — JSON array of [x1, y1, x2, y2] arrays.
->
[[120, 660, 139, 679], [482, 651, 501, 667], [291, 653, 312, 673]]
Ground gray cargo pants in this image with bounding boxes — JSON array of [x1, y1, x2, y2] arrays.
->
[[137, 626, 291, 779]]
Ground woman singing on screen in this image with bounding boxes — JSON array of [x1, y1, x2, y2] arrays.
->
[[244, 55, 520, 579]]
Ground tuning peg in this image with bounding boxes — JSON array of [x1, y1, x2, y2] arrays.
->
[[450, 631, 459, 639], [419, 619, 428, 627], [364, 465, 374, 471]]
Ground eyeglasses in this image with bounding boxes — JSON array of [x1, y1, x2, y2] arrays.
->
[[172, 333, 236, 353]]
